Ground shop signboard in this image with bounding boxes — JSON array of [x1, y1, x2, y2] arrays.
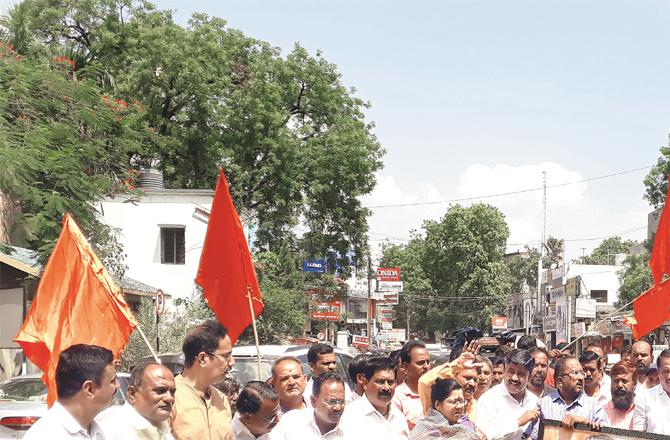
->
[[554, 290, 568, 342], [311, 300, 341, 321], [549, 286, 565, 303], [303, 259, 326, 273], [379, 328, 406, 342], [352, 335, 369, 348], [378, 292, 399, 305], [566, 277, 581, 296], [376, 281, 404, 293], [544, 315, 557, 332], [575, 298, 596, 319], [571, 322, 586, 338], [491, 316, 508, 330], [376, 267, 401, 281], [381, 322, 393, 330]]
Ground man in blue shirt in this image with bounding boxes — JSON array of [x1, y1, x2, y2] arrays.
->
[[532, 356, 608, 439]]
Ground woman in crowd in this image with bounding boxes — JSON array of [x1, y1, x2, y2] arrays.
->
[[410, 379, 484, 440]]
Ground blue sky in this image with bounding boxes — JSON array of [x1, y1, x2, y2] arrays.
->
[[4, 0, 667, 259]]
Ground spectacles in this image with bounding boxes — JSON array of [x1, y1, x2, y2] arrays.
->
[[561, 370, 586, 378], [257, 412, 280, 424], [444, 399, 467, 406], [322, 399, 346, 407], [206, 351, 233, 363]]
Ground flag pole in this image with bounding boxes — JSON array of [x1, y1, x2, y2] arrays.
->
[[135, 324, 161, 363], [247, 288, 262, 378]]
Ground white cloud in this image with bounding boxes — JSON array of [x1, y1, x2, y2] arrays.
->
[[364, 162, 649, 262]]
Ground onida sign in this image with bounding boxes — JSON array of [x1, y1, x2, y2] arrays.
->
[[375, 267, 401, 282]]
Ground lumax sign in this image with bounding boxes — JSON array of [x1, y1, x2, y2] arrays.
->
[[303, 259, 326, 273]]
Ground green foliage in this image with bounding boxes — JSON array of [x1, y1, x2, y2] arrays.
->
[[120, 296, 214, 371], [506, 247, 540, 294], [542, 236, 564, 267], [579, 236, 638, 265], [379, 204, 512, 334], [644, 145, 670, 209], [617, 254, 653, 308], [0, 43, 153, 268]]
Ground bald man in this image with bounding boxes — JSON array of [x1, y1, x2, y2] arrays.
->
[[630, 341, 653, 389]]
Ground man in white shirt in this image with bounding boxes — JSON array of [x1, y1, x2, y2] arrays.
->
[[338, 356, 409, 439], [477, 349, 540, 440], [584, 345, 611, 392], [392, 341, 430, 430], [631, 341, 653, 389], [347, 354, 372, 400], [633, 349, 670, 434], [24, 344, 119, 439], [270, 371, 345, 439], [270, 356, 307, 414], [232, 381, 280, 440], [99, 362, 176, 440]]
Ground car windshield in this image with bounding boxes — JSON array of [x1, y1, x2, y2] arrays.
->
[[0, 378, 47, 402], [229, 359, 274, 383]]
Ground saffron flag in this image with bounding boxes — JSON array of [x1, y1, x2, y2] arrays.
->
[[14, 214, 137, 406], [196, 169, 264, 344], [650, 177, 670, 284], [627, 279, 670, 340]]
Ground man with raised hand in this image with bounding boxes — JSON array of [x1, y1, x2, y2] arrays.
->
[[99, 362, 176, 440], [24, 344, 118, 440], [477, 349, 540, 440], [270, 356, 307, 414], [392, 341, 431, 430], [170, 320, 235, 440], [271, 372, 346, 439], [338, 356, 409, 439]]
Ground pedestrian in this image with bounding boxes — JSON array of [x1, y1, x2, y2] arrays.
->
[[348, 354, 373, 400], [477, 349, 540, 440], [602, 360, 637, 429], [215, 377, 241, 414], [24, 344, 118, 439], [533, 356, 608, 439], [409, 379, 480, 440], [489, 356, 505, 387], [270, 356, 307, 414], [338, 356, 409, 439], [579, 351, 610, 406], [170, 320, 235, 440], [99, 362, 176, 440], [271, 371, 346, 439], [473, 356, 492, 400], [393, 341, 431, 430], [633, 348, 670, 434], [630, 341, 653, 390], [304, 344, 352, 406], [232, 382, 280, 440], [527, 347, 555, 398], [584, 345, 611, 393], [644, 365, 660, 389]]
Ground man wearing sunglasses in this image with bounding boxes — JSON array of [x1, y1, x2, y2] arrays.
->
[[233, 382, 280, 440], [170, 320, 236, 440], [532, 356, 608, 439], [270, 372, 346, 439]]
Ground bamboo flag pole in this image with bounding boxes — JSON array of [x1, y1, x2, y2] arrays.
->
[[560, 297, 637, 353], [135, 324, 161, 363], [247, 288, 262, 379]]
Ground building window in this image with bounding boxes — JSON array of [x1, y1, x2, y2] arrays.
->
[[591, 290, 608, 303], [161, 227, 185, 264]]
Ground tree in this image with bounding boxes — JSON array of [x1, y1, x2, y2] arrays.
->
[[644, 145, 670, 209], [617, 254, 653, 308], [14, 0, 384, 260], [579, 236, 638, 265], [506, 247, 540, 294], [543, 236, 564, 267], [0, 43, 153, 270]]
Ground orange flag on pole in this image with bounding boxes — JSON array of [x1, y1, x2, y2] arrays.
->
[[14, 214, 137, 406], [650, 177, 670, 284], [196, 169, 264, 344], [627, 279, 670, 339]]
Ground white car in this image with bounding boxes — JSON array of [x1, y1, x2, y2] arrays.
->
[[0, 373, 130, 439]]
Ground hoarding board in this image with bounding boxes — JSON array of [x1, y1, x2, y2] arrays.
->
[[377, 292, 399, 305], [376, 267, 401, 281], [376, 281, 404, 293], [303, 259, 326, 273], [352, 335, 369, 348], [491, 316, 508, 330], [311, 300, 341, 321]]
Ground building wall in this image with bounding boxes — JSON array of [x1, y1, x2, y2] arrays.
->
[[100, 190, 213, 301], [567, 264, 623, 305]]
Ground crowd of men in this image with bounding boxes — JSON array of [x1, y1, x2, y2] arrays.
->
[[22, 321, 670, 439]]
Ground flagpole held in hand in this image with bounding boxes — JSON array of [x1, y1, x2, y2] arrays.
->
[[135, 324, 161, 363], [246, 288, 262, 379]]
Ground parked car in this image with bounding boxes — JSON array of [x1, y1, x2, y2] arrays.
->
[[141, 344, 355, 390], [0, 373, 130, 439]]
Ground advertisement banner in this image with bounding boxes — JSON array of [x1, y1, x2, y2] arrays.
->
[[379, 328, 406, 342], [575, 297, 597, 319], [549, 286, 565, 303], [565, 277, 580, 296], [352, 335, 369, 348], [376, 281, 404, 293], [491, 316, 508, 330], [311, 300, 341, 321], [376, 267, 401, 282], [554, 290, 568, 342], [544, 315, 557, 331], [378, 292, 399, 305], [303, 259, 326, 273]]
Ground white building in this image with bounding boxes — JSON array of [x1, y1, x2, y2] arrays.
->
[[100, 188, 213, 301]]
